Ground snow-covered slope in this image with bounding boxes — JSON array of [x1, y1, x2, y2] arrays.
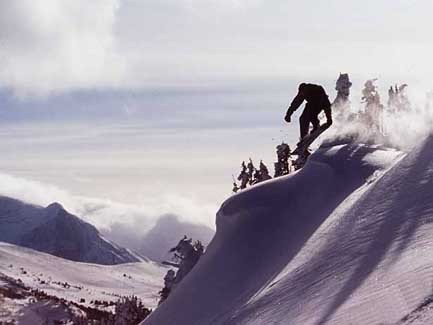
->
[[0, 197, 141, 265], [0, 242, 165, 311], [144, 136, 433, 325]]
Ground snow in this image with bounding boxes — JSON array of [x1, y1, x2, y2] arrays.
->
[[14, 300, 72, 324], [143, 136, 433, 325], [0, 242, 166, 318], [400, 295, 433, 324]]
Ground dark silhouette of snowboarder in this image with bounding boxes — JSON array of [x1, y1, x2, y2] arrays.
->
[[285, 83, 333, 140]]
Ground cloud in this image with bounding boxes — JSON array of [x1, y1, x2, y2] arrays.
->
[[2, 0, 433, 97], [0, 171, 216, 233], [0, 172, 76, 209], [0, 0, 264, 96], [0, 0, 124, 96], [101, 214, 215, 261], [182, 0, 262, 11], [0, 171, 216, 259]]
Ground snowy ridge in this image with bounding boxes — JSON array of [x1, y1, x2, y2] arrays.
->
[[143, 137, 433, 325], [0, 197, 142, 265]]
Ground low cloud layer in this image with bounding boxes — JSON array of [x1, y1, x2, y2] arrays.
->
[[102, 214, 215, 261], [0, 171, 216, 235], [0, 171, 215, 260]]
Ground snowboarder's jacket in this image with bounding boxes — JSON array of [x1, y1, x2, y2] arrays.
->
[[287, 83, 332, 120]]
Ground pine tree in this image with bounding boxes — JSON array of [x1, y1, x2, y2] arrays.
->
[[237, 161, 249, 189], [158, 237, 206, 305], [114, 296, 151, 324]]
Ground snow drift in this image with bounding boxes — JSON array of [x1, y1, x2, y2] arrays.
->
[[0, 196, 142, 265], [143, 136, 433, 325]]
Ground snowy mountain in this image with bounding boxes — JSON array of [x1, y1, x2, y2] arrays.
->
[[102, 214, 214, 262], [139, 215, 214, 261], [0, 242, 165, 323], [0, 196, 142, 265], [143, 136, 433, 325]]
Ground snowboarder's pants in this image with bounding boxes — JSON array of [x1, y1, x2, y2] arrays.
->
[[299, 103, 320, 139]]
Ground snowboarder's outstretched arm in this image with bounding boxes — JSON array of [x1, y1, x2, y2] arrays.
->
[[285, 87, 305, 122]]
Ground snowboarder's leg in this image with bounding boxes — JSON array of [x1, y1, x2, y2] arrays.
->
[[310, 113, 320, 134], [299, 109, 311, 140], [300, 103, 321, 139]]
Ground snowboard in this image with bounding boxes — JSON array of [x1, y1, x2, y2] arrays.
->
[[292, 123, 331, 158]]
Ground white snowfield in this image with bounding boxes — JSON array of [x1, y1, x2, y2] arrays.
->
[[0, 242, 165, 310], [144, 136, 433, 325]]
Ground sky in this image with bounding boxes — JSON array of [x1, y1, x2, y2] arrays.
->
[[0, 0, 433, 232]]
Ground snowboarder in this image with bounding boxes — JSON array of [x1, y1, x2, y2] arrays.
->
[[285, 83, 333, 141]]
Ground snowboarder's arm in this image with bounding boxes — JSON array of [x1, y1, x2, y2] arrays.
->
[[285, 91, 305, 122], [287, 92, 305, 114]]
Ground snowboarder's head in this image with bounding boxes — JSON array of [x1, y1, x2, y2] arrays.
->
[[299, 83, 307, 93]]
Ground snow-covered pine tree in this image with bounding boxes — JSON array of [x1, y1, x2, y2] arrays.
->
[[237, 161, 250, 189], [360, 79, 384, 133], [275, 143, 291, 177], [158, 237, 206, 305], [247, 158, 255, 185]]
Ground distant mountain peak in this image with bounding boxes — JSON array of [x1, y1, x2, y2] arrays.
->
[[0, 196, 142, 265]]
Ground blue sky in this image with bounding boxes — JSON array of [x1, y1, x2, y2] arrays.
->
[[0, 0, 432, 229]]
